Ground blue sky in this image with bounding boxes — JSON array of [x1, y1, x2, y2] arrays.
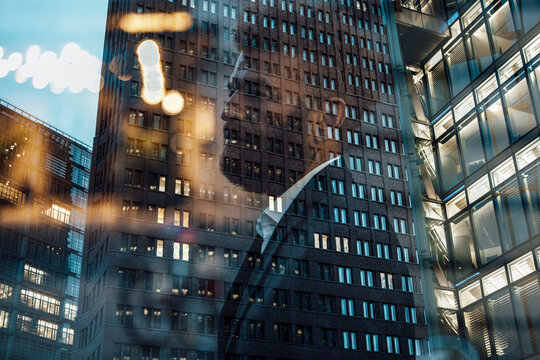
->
[[0, 0, 109, 146]]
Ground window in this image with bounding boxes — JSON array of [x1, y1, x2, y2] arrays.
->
[[143, 308, 161, 329], [383, 304, 397, 321], [366, 333, 380, 352], [386, 336, 400, 354], [379, 272, 394, 289], [338, 267, 352, 284], [376, 244, 390, 259], [174, 210, 190, 227], [404, 306, 418, 323], [314, 233, 329, 249], [343, 331, 358, 349], [363, 301, 376, 319], [373, 214, 387, 230], [359, 270, 374, 287], [321, 328, 337, 347], [401, 276, 414, 292], [317, 263, 333, 281], [351, 183, 365, 198]]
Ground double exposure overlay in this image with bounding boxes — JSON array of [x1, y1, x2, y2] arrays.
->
[[0, 0, 538, 359]]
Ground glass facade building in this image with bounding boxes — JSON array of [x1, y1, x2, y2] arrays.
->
[[0, 99, 91, 359], [386, 0, 539, 358]]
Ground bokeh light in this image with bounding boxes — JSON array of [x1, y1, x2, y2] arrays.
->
[[162, 90, 184, 115], [137, 40, 165, 105], [120, 12, 193, 33]]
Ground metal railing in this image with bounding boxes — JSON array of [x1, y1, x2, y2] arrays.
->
[[0, 98, 93, 152]]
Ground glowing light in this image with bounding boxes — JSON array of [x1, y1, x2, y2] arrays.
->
[[137, 40, 165, 105], [162, 91, 184, 115], [120, 12, 193, 33]]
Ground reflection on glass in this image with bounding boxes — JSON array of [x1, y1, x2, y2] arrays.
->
[[498, 53, 523, 84], [466, 24, 493, 79], [491, 157, 515, 186], [461, 1, 482, 28], [515, 138, 540, 170], [508, 252, 535, 282], [488, 2, 518, 57], [454, 94, 475, 122], [495, 178, 529, 250], [433, 111, 453, 139], [482, 267, 507, 296], [467, 175, 490, 203], [459, 280, 482, 308], [520, 163, 540, 236], [450, 214, 477, 278], [426, 52, 450, 114], [478, 98, 509, 159], [512, 277, 540, 356], [512, 0, 540, 34], [475, 74, 498, 103], [445, 40, 470, 96], [464, 304, 492, 359], [458, 115, 485, 174], [503, 78, 536, 141], [438, 133, 463, 191], [446, 191, 467, 218], [435, 289, 457, 310], [486, 289, 520, 359], [523, 33, 540, 63], [471, 198, 502, 264]]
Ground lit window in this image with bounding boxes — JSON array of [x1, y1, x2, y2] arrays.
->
[[61, 326, 74, 345], [24, 264, 47, 285], [445, 191, 467, 219], [156, 239, 164, 257], [516, 138, 540, 170], [43, 203, 71, 224], [490, 157, 515, 186], [20, 288, 61, 315], [64, 300, 78, 320], [159, 176, 166, 192], [37, 319, 58, 340], [458, 280, 481, 308], [467, 175, 490, 203], [182, 243, 190, 261], [482, 267, 507, 295], [157, 207, 165, 223], [509, 252, 535, 282], [0, 309, 8, 329]]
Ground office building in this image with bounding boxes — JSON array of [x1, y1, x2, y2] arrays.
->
[[75, 0, 427, 358], [386, 0, 539, 358], [0, 99, 91, 359]]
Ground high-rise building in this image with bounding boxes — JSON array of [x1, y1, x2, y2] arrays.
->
[[75, 0, 427, 359], [386, 0, 539, 358], [0, 99, 91, 359]]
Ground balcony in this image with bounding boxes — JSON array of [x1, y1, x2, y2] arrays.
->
[[395, 0, 450, 66]]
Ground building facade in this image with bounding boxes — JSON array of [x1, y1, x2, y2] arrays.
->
[[0, 99, 91, 359], [386, 0, 540, 358], [75, 0, 428, 359]]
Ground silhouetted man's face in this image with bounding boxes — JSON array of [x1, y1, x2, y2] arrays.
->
[[219, 50, 346, 193]]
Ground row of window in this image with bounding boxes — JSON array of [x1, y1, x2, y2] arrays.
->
[[110, 332, 425, 358], [117, 237, 419, 291], [14, 312, 73, 344]]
